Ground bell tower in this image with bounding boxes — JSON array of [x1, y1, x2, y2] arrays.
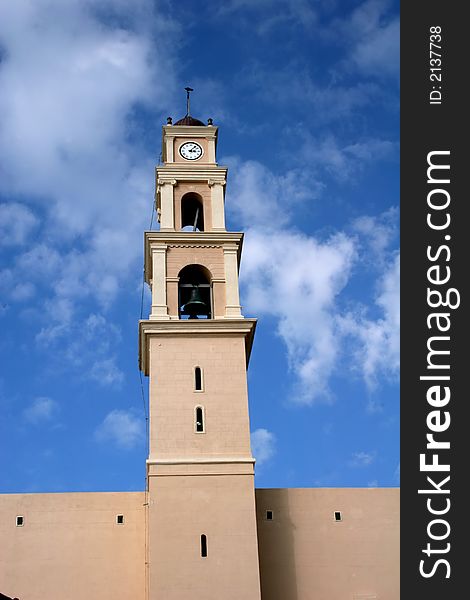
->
[[139, 91, 262, 600]]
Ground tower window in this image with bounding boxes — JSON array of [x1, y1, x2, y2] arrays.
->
[[178, 264, 212, 320], [194, 366, 203, 391], [116, 514, 124, 524], [266, 510, 273, 521], [334, 511, 342, 521], [200, 534, 207, 557], [195, 406, 204, 433], [195, 406, 205, 433], [16, 515, 24, 527], [181, 193, 204, 232]]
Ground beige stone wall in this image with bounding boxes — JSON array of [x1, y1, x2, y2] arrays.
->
[[0, 487, 399, 600], [148, 334, 252, 460], [256, 487, 399, 600], [148, 473, 261, 600], [0, 492, 146, 600], [166, 245, 225, 280]]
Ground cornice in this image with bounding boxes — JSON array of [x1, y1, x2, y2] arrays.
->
[[162, 125, 218, 137], [147, 457, 255, 465], [145, 231, 243, 244], [139, 318, 257, 375], [144, 231, 244, 281], [156, 165, 228, 183]]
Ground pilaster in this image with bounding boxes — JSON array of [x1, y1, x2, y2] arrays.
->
[[224, 245, 243, 318], [150, 244, 170, 320], [158, 179, 177, 231], [208, 178, 226, 231]]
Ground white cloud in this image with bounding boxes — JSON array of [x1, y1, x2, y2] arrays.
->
[[0, 0, 181, 389], [242, 62, 379, 125], [17, 245, 61, 278], [0, 0, 178, 317], [242, 228, 356, 403], [10, 282, 35, 301], [352, 207, 399, 266], [339, 252, 400, 390], [36, 311, 124, 387], [251, 428, 276, 465], [352, 14, 399, 78], [227, 156, 399, 403], [23, 397, 59, 424], [297, 133, 396, 180], [90, 358, 124, 387], [0, 269, 35, 303], [350, 450, 376, 467], [224, 157, 321, 229], [333, 0, 399, 79], [0, 203, 38, 246], [216, 0, 317, 33], [95, 409, 145, 449]]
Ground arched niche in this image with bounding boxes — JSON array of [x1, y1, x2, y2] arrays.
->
[[178, 264, 212, 319], [181, 192, 204, 232]]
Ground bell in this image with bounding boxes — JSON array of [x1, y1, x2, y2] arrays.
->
[[182, 286, 208, 319]]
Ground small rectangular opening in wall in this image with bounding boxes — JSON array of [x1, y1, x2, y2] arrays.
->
[[16, 515, 24, 527], [200, 534, 207, 557], [116, 514, 124, 524], [266, 510, 273, 520], [195, 406, 204, 433], [194, 366, 203, 391], [334, 511, 342, 521]]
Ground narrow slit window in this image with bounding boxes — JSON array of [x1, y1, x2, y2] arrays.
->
[[195, 366, 203, 391], [195, 406, 204, 433], [200, 534, 207, 557], [266, 510, 273, 521], [116, 514, 124, 524], [16, 515, 24, 527], [334, 511, 342, 521]]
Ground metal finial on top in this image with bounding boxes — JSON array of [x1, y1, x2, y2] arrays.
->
[[184, 86, 194, 115]]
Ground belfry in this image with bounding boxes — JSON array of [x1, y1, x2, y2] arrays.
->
[[139, 91, 262, 599], [0, 89, 399, 600]]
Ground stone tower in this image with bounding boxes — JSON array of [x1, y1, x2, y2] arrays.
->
[[139, 98, 262, 599]]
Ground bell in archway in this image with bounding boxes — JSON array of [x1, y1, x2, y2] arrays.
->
[[182, 285, 209, 319]]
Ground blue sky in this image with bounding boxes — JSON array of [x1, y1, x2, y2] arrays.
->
[[0, 0, 399, 492]]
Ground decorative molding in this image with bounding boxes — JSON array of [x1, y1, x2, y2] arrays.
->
[[208, 178, 226, 187], [147, 457, 255, 465], [168, 244, 223, 249], [156, 166, 227, 183], [144, 232, 244, 286], [145, 231, 243, 244], [163, 125, 218, 138]]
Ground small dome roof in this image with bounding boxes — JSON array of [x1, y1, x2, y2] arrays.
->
[[173, 115, 205, 126]]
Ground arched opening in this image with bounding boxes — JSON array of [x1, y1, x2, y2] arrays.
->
[[195, 406, 204, 433], [178, 264, 212, 319], [181, 193, 204, 232], [200, 534, 208, 557]]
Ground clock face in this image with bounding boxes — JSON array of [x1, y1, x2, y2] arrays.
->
[[179, 141, 203, 161]]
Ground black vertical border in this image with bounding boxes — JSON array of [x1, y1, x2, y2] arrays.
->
[[401, 3, 466, 597]]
